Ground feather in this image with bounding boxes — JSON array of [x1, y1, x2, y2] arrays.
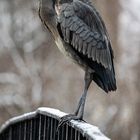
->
[[55, 0, 116, 92], [82, 41, 87, 55]]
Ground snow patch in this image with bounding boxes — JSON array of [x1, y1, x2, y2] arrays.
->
[[0, 107, 110, 140]]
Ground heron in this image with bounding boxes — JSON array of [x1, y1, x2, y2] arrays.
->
[[39, 0, 117, 128]]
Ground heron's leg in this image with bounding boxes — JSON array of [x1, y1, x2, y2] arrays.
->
[[56, 71, 92, 133], [74, 71, 92, 119]]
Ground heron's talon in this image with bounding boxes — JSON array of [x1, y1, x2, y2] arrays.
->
[[56, 114, 82, 133]]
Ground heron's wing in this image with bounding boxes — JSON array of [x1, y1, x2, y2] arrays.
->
[[57, 1, 113, 70]]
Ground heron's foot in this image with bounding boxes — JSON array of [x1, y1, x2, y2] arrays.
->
[[56, 114, 83, 133]]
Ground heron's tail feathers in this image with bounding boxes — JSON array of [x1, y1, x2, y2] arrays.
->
[[92, 69, 117, 93]]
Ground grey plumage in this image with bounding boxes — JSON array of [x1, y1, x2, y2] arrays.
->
[[57, 0, 115, 76], [39, 0, 117, 92], [39, 0, 117, 124]]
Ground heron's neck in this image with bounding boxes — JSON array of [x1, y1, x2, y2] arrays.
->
[[46, 22, 60, 40]]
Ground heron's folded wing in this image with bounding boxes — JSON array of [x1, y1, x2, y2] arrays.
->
[[57, 1, 114, 70]]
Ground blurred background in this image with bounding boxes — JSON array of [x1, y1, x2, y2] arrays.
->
[[0, 0, 140, 139]]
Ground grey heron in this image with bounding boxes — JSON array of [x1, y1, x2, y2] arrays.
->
[[39, 0, 117, 129]]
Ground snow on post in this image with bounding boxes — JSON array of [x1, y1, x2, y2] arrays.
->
[[0, 107, 111, 140]]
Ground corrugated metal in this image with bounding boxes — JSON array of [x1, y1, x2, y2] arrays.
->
[[0, 108, 110, 140]]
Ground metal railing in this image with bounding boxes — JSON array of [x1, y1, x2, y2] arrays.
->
[[0, 107, 110, 140]]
